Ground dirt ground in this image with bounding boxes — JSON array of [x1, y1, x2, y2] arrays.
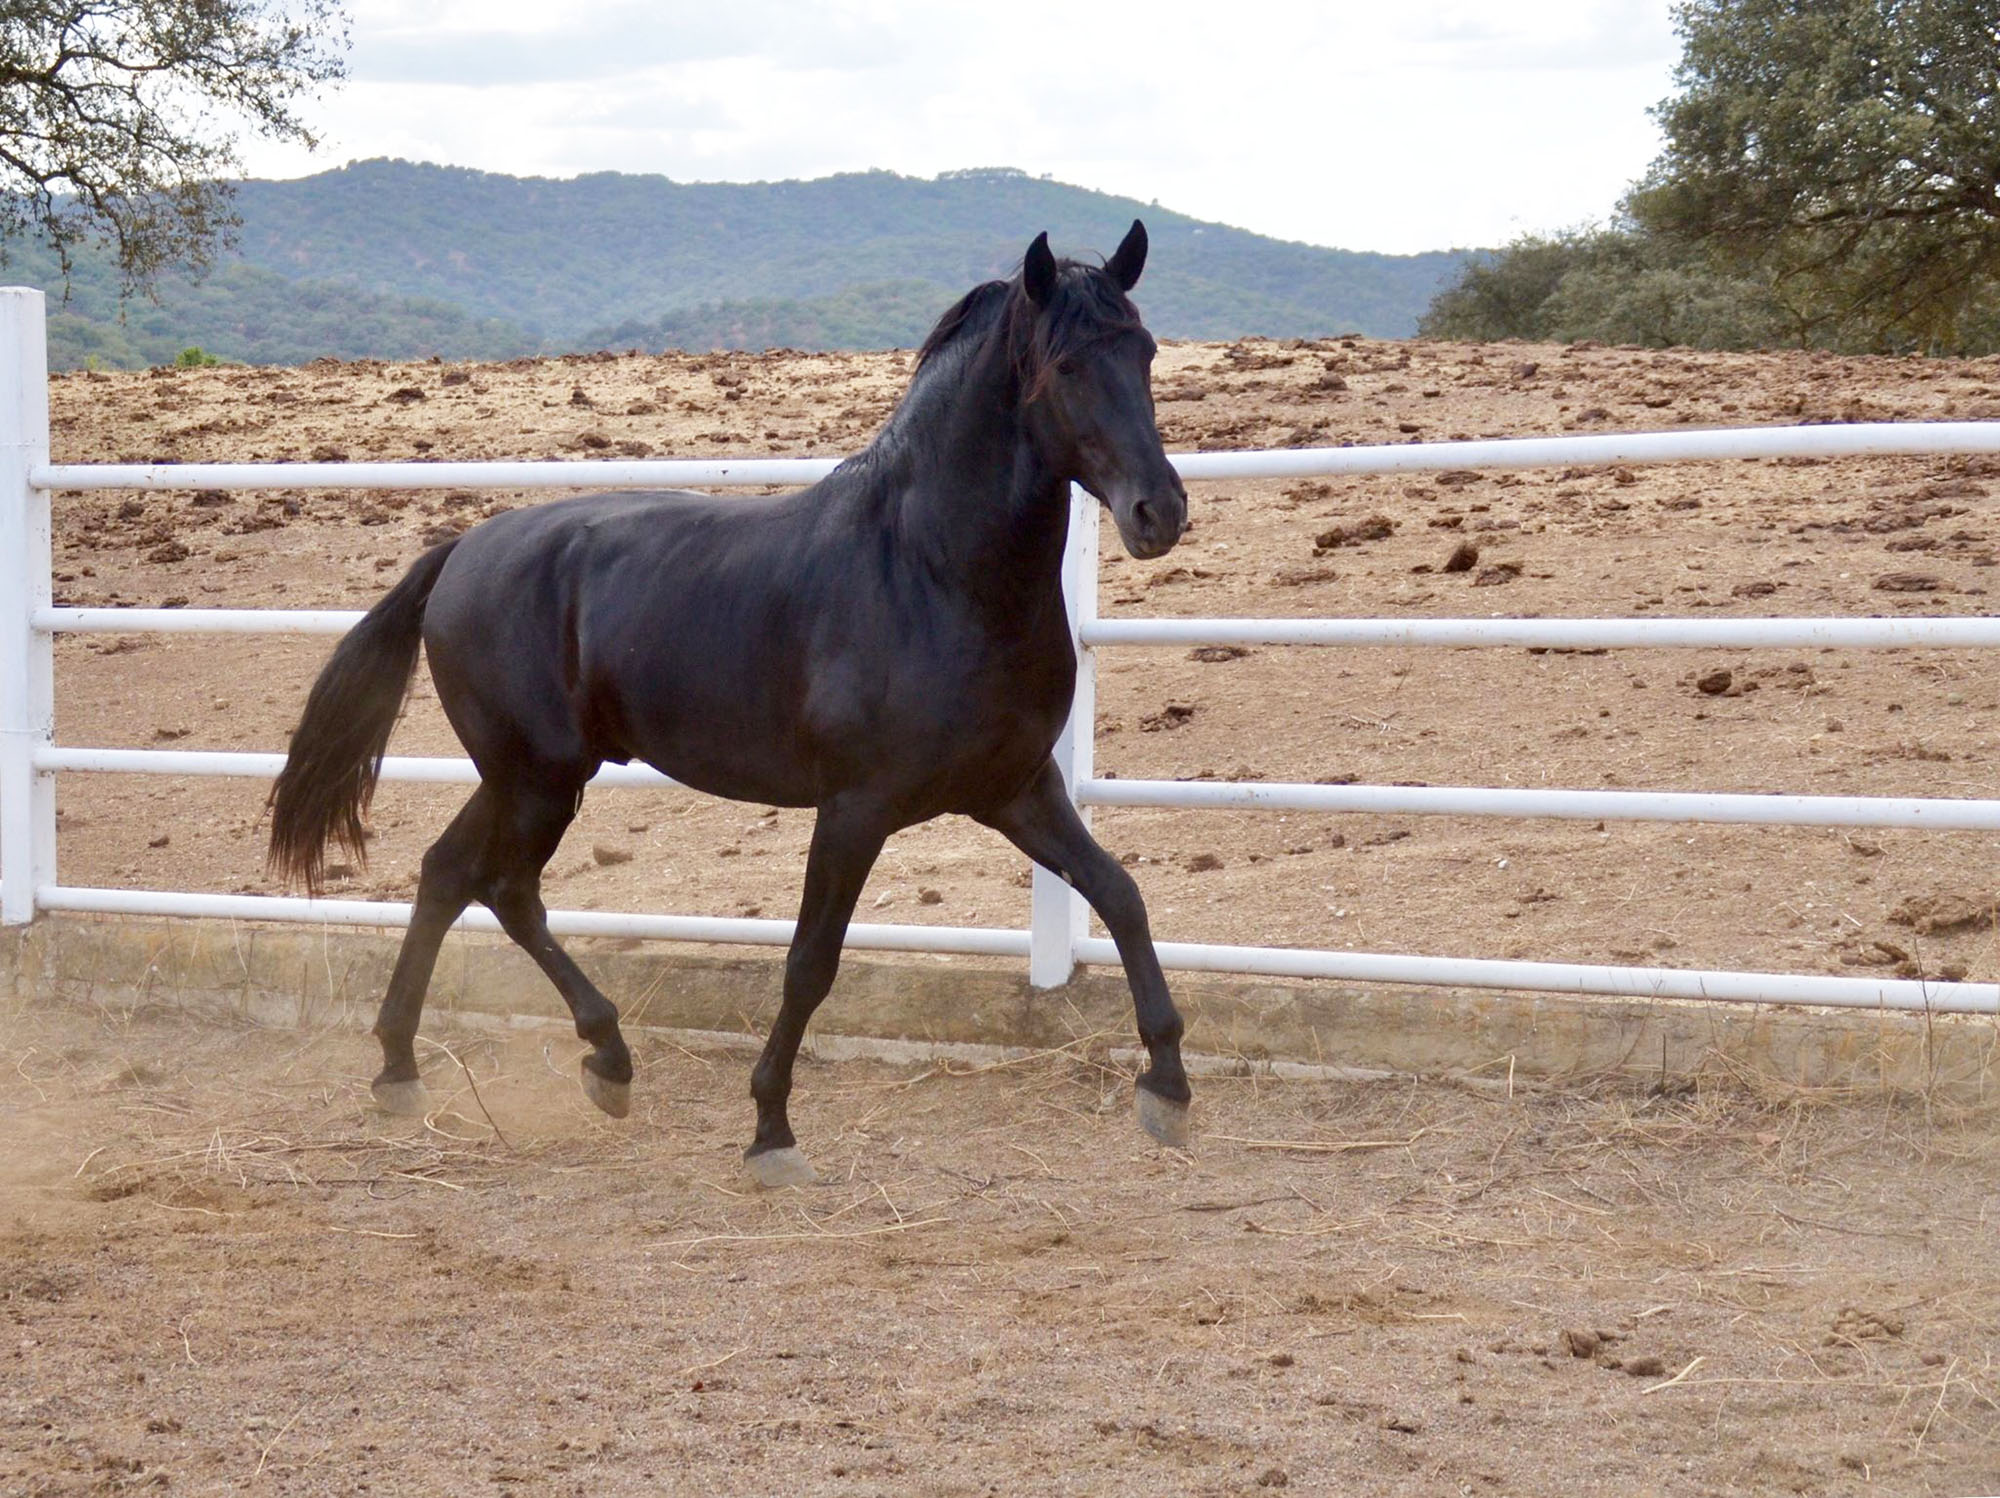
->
[[38, 333, 2000, 988], [12, 328, 2000, 1490], [3, 996, 1996, 1496]]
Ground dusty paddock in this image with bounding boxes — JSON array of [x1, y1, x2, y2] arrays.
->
[[3, 988, 1997, 1496]]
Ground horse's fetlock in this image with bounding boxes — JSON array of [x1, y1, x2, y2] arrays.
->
[[574, 1012, 622, 1046]]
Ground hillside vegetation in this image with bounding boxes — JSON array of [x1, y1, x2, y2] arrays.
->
[[4, 162, 1464, 368], [14, 237, 533, 370], [1420, 0, 2000, 357]]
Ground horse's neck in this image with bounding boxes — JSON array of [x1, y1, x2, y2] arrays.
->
[[879, 333, 1071, 603]]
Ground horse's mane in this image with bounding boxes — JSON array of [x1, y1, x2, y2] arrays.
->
[[915, 280, 1014, 369], [913, 255, 1145, 399]]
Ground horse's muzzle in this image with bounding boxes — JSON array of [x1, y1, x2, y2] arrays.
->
[[1109, 483, 1188, 560]]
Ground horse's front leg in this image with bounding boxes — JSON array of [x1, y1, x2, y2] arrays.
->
[[979, 761, 1192, 1146], [744, 797, 890, 1188]]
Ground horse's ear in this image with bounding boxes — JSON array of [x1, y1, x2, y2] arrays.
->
[[1106, 219, 1147, 292], [1023, 231, 1057, 307]]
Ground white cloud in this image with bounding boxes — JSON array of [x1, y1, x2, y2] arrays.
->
[[352, 0, 913, 84], [240, 0, 1683, 253], [1406, 0, 1679, 70]]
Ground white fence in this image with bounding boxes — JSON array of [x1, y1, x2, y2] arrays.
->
[[4, 285, 1998, 1018]]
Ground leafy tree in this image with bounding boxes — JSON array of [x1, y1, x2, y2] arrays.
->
[[0, 0, 347, 287], [1419, 220, 1802, 351], [1418, 234, 1593, 341], [1422, 0, 2000, 353], [1546, 252, 1787, 348], [1632, 0, 2000, 352]]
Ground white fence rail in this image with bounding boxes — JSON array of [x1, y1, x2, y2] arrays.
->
[[3, 285, 1997, 1018]]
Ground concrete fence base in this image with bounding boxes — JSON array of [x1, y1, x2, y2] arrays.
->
[[3, 913, 1994, 1100]]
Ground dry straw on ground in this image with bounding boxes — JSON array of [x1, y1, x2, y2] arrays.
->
[[4, 993, 1996, 1495]]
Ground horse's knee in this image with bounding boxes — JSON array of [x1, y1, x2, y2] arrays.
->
[[413, 847, 472, 911], [418, 837, 455, 883], [483, 875, 547, 938], [782, 942, 841, 1007], [1083, 860, 1151, 935]]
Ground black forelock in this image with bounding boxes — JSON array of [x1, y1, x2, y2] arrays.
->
[[1031, 261, 1144, 358], [913, 254, 1145, 398]]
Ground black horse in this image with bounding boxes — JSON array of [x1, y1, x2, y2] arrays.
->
[[269, 223, 1192, 1186]]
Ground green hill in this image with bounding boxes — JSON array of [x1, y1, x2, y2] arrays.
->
[[584, 281, 960, 356], [15, 235, 534, 370], [4, 161, 1467, 367]]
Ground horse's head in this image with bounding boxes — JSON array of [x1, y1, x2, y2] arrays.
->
[[1018, 222, 1187, 560]]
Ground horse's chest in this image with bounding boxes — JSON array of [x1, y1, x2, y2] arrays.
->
[[804, 617, 1073, 793], [940, 614, 1071, 718], [916, 633, 1075, 789]]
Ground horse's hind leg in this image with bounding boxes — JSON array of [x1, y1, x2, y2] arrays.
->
[[979, 761, 1192, 1147], [477, 777, 635, 1118], [372, 776, 633, 1119], [369, 787, 488, 1114]]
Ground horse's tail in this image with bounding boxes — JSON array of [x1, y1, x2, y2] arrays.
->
[[267, 539, 462, 894]]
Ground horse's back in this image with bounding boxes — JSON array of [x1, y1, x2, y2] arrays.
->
[[420, 488, 831, 797]]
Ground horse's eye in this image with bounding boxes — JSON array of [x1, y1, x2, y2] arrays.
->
[[1055, 357, 1079, 378]]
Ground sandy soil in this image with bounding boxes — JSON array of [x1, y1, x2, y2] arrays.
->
[[14, 333, 2000, 1492], [3, 998, 1996, 1496], [38, 335, 2000, 991]]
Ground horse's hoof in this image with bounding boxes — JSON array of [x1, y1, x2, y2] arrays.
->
[[579, 1063, 631, 1119], [743, 1146, 816, 1190], [371, 1077, 433, 1118], [1136, 1088, 1192, 1149]]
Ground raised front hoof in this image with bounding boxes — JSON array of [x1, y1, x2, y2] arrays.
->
[[743, 1145, 816, 1190], [371, 1077, 433, 1118], [1136, 1087, 1192, 1149], [579, 1061, 632, 1119]]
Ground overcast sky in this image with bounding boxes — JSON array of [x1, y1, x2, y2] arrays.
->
[[240, 0, 1684, 256]]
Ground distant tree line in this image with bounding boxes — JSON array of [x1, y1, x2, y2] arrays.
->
[[16, 234, 533, 369], [1422, 0, 2000, 355], [4, 159, 1468, 367], [583, 281, 959, 356]]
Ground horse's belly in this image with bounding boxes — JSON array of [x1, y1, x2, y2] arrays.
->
[[640, 749, 819, 810], [610, 674, 1064, 819], [584, 592, 1075, 818], [603, 700, 821, 810]]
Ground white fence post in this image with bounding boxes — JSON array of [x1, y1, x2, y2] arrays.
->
[[0, 288, 52, 925], [1029, 483, 1098, 988]]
